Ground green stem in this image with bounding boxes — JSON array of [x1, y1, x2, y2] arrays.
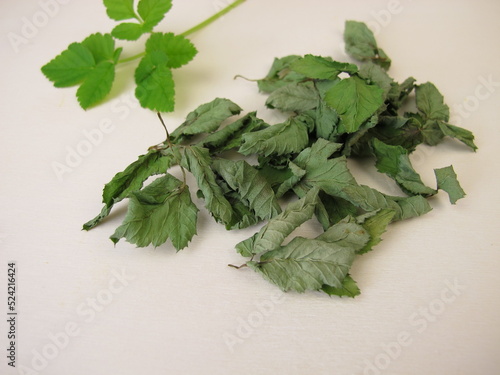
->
[[180, 0, 246, 37], [118, 51, 146, 64], [117, 0, 246, 65]]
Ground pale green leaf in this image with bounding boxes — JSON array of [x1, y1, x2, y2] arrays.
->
[[212, 159, 281, 221], [321, 274, 360, 297], [110, 174, 198, 250], [181, 146, 233, 225], [235, 187, 319, 256], [248, 236, 356, 293]]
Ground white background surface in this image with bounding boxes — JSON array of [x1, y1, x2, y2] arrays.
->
[[1, 1, 500, 374]]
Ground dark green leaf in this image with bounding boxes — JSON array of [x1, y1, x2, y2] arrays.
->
[[434, 165, 466, 204], [416, 82, 450, 121], [438, 122, 478, 151], [324, 76, 385, 133], [344, 20, 391, 69], [372, 138, 437, 196], [170, 98, 242, 141], [83, 149, 174, 230], [265, 81, 319, 112], [239, 117, 309, 157], [199, 112, 268, 153], [290, 54, 358, 80], [256, 55, 306, 93]]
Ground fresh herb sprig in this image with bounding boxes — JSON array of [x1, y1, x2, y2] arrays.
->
[[41, 0, 246, 111], [84, 21, 476, 297]]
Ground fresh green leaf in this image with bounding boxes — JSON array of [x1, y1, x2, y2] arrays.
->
[[372, 138, 437, 196], [212, 159, 281, 221], [145, 32, 197, 69], [110, 174, 198, 250], [41, 42, 95, 87], [138, 0, 173, 30], [171, 98, 242, 141], [111, 22, 145, 41], [416, 82, 450, 121], [434, 165, 466, 204], [81, 33, 117, 63], [324, 76, 385, 133], [265, 81, 319, 112], [321, 274, 360, 297], [239, 116, 310, 157], [83, 149, 174, 230], [181, 146, 233, 225], [290, 54, 358, 80], [77, 61, 115, 109], [235, 187, 319, 257], [344, 20, 391, 69], [103, 0, 137, 21], [134, 51, 175, 112]]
